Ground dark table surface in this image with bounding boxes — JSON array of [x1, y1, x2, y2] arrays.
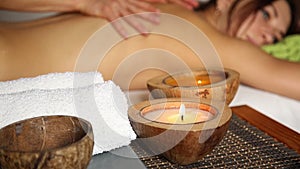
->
[[88, 105, 300, 169]]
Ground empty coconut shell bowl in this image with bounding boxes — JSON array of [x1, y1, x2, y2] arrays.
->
[[0, 115, 94, 169]]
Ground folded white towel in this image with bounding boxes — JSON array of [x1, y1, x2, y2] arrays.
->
[[0, 71, 104, 94], [0, 72, 136, 155]]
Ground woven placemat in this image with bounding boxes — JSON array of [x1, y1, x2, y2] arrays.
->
[[130, 114, 300, 168]]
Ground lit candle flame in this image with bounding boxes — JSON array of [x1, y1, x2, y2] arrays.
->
[[179, 104, 185, 121], [197, 80, 202, 85]]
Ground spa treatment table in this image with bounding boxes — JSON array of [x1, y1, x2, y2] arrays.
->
[[88, 105, 300, 169]]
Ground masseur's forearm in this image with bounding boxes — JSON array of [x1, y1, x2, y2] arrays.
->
[[0, 0, 78, 12]]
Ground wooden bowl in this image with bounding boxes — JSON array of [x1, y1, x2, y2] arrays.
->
[[0, 116, 94, 169], [128, 98, 231, 165], [147, 68, 240, 105]]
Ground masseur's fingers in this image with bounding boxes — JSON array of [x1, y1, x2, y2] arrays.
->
[[125, 1, 161, 24], [78, 0, 173, 38], [104, 3, 130, 38], [116, 0, 161, 36], [104, 0, 157, 38], [111, 20, 129, 39], [167, 0, 199, 10], [135, 12, 160, 25], [128, 0, 159, 12], [117, 3, 149, 35]]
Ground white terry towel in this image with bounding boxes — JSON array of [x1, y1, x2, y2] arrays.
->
[[0, 71, 104, 94], [0, 72, 136, 155]]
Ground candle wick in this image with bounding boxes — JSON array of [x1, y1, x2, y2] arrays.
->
[[179, 103, 185, 121]]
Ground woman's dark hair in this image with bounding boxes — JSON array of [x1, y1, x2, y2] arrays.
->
[[227, 0, 273, 36], [287, 0, 300, 34]]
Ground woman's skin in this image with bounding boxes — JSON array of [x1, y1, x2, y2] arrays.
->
[[0, 2, 300, 100]]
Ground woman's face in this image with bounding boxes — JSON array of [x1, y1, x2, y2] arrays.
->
[[235, 0, 291, 46]]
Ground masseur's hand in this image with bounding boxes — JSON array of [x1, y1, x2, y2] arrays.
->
[[167, 0, 200, 10], [0, 0, 199, 38], [77, 0, 200, 38]]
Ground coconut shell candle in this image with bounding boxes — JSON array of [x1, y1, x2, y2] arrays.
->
[[128, 98, 231, 165], [147, 68, 239, 105]]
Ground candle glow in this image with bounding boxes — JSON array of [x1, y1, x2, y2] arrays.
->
[[197, 80, 202, 85], [163, 72, 225, 87], [142, 103, 214, 124]]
